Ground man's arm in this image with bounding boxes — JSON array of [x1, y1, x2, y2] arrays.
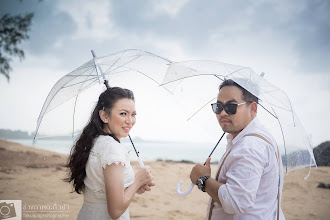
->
[[205, 178, 224, 205], [190, 157, 224, 205]]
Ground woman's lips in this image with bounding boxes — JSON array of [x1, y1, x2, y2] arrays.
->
[[123, 127, 131, 132]]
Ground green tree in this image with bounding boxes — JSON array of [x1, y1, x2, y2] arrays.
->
[[0, 13, 34, 81]]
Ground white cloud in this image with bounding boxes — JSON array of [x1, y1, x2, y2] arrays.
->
[[272, 0, 306, 22], [56, 0, 117, 41], [0, 54, 69, 133], [149, 37, 192, 61], [151, 0, 189, 18]]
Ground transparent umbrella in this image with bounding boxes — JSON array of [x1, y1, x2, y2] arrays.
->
[[33, 49, 172, 167], [160, 60, 317, 195]]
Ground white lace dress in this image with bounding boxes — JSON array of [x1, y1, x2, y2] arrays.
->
[[77, 135, 135, 220]]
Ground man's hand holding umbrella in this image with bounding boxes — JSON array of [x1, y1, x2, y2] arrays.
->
[[190, 157, 224, 206]]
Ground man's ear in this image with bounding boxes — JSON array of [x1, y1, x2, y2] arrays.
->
[[250, 102, 258, 115], [99, 110, 108, 123]]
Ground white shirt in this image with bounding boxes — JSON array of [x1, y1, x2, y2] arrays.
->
[[207, 117, 285, 220], [80, 135, 135, 220]]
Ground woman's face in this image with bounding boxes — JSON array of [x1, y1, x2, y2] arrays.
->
[[104, 98, 136, 140]]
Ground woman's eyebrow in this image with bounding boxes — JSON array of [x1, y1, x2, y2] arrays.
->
[[119, 109, 136, 113]]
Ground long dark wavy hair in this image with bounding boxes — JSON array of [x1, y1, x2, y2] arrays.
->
[[64, 87, 135, 194]]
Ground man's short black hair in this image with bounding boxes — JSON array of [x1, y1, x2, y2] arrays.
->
[[219, 79, 259, 103]]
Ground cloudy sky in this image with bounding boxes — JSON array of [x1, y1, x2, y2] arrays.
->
[[0, 0, 329, 146]]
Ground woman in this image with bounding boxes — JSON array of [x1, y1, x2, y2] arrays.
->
[[65, 87, 154, 220]]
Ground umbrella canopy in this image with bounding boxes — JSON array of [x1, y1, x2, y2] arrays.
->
[[33, 49, 172, 167], [34, 49, 171, 140], [160, 60, 316, 174]]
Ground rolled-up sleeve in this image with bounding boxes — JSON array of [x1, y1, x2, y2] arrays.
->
[[218, 144, 266, 214]]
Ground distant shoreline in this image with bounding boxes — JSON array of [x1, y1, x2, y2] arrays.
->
[[1, 139, 219, 164]]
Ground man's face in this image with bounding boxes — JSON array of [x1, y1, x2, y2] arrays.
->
[[216, 85, 256, 138]]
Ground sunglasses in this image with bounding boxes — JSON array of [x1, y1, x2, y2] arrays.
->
[[211, 101, 252, 115]]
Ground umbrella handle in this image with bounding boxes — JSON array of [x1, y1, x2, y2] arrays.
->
[[138, 157, 145, 168], [175, 134, 225, 196], [176, 181, 194, 196]]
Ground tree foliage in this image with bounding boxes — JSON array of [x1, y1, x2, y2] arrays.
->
[[0, 13, 34, 81]]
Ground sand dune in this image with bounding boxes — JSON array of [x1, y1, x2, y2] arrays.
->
[[0, 139, 329, 220]]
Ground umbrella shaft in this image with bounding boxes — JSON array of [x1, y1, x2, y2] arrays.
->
[[204, 132, 226, 165], [128, 134, 140, 157], [104, 80, 110, 89]]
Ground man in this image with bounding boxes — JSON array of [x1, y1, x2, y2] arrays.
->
[[190, 79, 285, 220]]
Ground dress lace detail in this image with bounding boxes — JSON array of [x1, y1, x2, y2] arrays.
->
[[90, 136, 128, 169], [101, 160, 126, 169], [82, 135, 135, 215], [78, 135, 135, 220]]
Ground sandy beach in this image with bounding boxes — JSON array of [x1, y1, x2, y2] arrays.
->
[[0, 139, 329, 220]]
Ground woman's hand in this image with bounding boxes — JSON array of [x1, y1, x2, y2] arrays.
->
[[104, 164, 154, 218], [135, 166, 154, 188], [136, 182, 155, 194]]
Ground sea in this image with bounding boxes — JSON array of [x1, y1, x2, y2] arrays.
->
[[7, 138, 227, 164]]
